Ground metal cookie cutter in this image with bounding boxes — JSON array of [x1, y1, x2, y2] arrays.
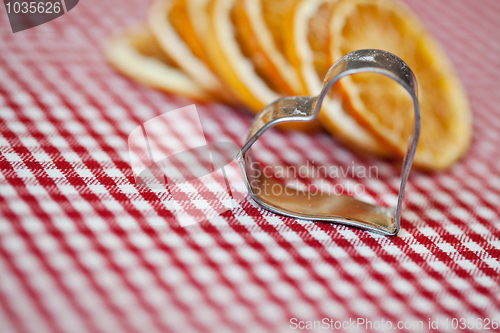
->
[[237, 49, 420, 236]]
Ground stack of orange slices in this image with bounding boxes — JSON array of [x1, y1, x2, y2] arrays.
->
[[105, 0, 472, 170]]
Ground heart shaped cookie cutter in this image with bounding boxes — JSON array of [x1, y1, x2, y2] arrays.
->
[[237, 49, 420, 236]]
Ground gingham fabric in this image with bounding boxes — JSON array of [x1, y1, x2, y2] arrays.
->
[[1, 1, 499, 333]]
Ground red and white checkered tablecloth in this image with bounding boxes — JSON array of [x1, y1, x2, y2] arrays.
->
[[1, 1, 499, 332]]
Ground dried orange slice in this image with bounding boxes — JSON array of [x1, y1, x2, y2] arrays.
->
[[148, 0, 234, 103], [187, 0, 319, 131], [190, 0, 281, 112], [230, 0, 323, 130], [104, 26, 210, 101], [282, 0, 393, 156], [329, 0, 472, 169], [232, 0, 305, 96]]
